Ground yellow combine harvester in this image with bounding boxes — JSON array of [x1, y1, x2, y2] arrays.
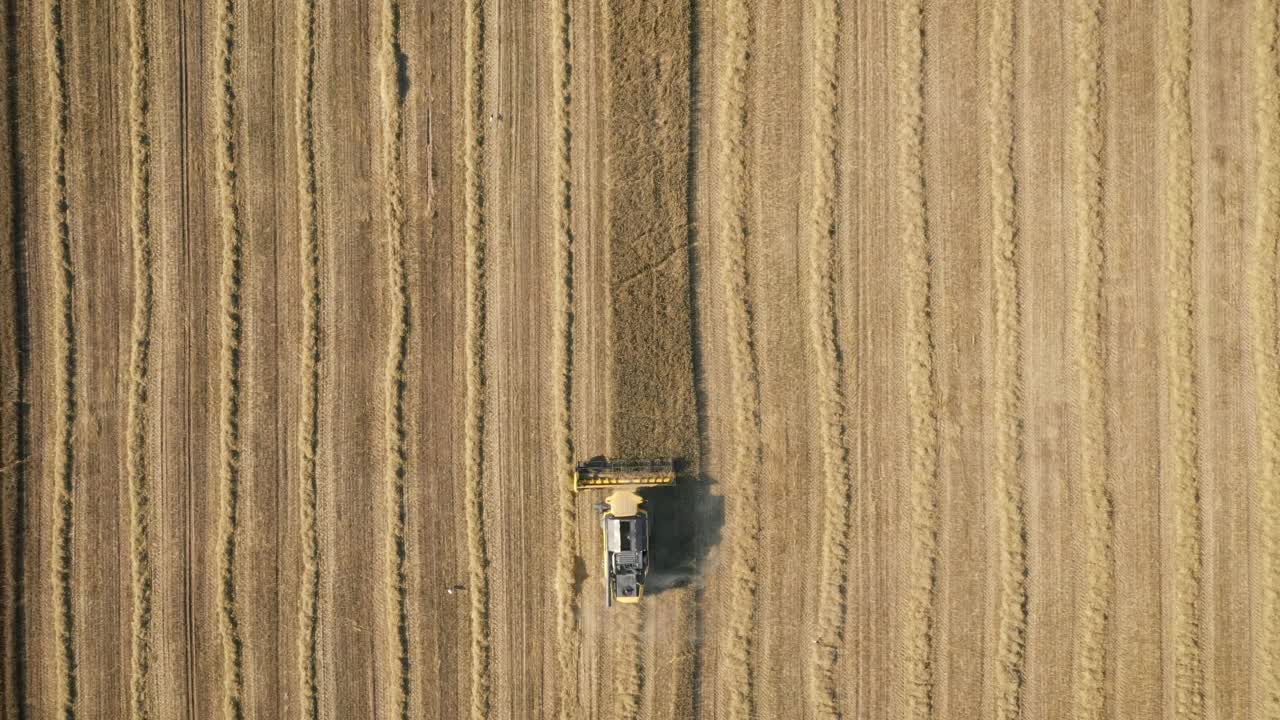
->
[[573, 457, 675, 607]]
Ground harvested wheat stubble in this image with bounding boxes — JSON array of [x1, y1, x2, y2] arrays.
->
[[295, 0, 321, 716], [126, 0, 156, 716], [609, 605, 644, 719], [462, 0, 493, 717], [714, 0, 764, 717], [1160, 1, 1204, 717], [377, 0, 412, 717], [44, 0, 78, 716], [896, 0, 940, 717], [986, 0, 1027, 718], [805, 1, 854, 718], [1069, 0, 1113, 718], [550, 0, 578, 716], [1252, 0, 1280, 715]]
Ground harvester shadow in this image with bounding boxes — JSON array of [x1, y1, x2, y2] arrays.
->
[[637, 462, 723, 594]]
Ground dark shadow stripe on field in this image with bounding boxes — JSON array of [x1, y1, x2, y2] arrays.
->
[[4, 0, 32, 714]]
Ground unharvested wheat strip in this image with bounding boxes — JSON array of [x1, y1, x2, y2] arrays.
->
[[463, 0, 493, 717], [896, 0, 938, 718], [1161, 2, 1204, 717], [550, 0, 579, 717], [805, 1, 852, 718], [1251, 0, 1280, 715], [296, 0, 322, 716], [716, 0, 763, 718], [378, 1, 412, 717], [45, 0, 78, 716], [987, 0, 1026, 718], [127, 0, 156, 716], [1068, 1, 1112, 719], [214, 0, 246, 717]]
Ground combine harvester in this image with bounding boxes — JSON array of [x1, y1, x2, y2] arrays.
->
[[573, 457, 675, 606]]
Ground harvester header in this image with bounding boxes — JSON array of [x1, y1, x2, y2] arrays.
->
[[573, 457, 675, 491]]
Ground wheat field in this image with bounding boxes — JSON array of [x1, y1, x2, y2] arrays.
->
[[1, 0, 1278, 718]]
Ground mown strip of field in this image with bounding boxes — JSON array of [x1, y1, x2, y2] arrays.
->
[[1069, 1, 1112, 717], [1160, 1, 1204, 716], [44, 0, 78, 715], [713, 0, 763, 717], [896, 0, 939, 716], [805, 2, 853, 717], [294, 0, 321, 715], [550, 0, 579, 716], [213, 0, 246, 715], [462, 1, 493, 716], [377, 1, 412, 717], [126, 0, 156, 715], [1252, 0, 1280, 715], [986, 0, 1027, 717]]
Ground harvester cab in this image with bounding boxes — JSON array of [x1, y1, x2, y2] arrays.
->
[[573, 457, 675, 607]]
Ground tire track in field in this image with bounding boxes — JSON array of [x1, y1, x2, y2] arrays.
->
[[716, 0, 762, 717], [1251, 0, 1280, 715], [896, 1, 939, 718], [550, 0, 579, 716], [45, 0, 78, 716], [378, 1, 411, 717], [126, 0, 156, 716], [1160, 3, 1204, 717], [463, 1, 493, 716], [214, 0, 246, 717], [296, 0, 322, 716], [805, 2, 852, 718], [1069, 2, 1112, 718], [988, 1, 1027, 718]]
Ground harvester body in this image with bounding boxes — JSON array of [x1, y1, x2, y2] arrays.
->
[[573, 457, 675, 607]]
